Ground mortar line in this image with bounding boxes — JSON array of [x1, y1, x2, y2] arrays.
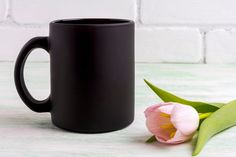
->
[[202, 31, 207, 64], [5, 0, 14, 22], [136, 0, 142, 25]]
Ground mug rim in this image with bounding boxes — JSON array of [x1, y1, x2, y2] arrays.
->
[[50, 18, 134, 27]]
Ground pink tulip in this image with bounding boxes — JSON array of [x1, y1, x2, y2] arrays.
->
[[145, 102, 199, 144]]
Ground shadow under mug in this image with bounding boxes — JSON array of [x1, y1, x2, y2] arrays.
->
[[14, 18, 135, 133]]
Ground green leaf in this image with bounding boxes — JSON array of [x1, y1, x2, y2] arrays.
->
[[144, 79, 222, 113], [210, 103, 225, 108], [193, 99, 236, 156], [146, 135, 157, 143]]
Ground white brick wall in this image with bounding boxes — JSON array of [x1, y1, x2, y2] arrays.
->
[[11, 0, 135, 24], [141, 0, 236, 25], [0, 26, 49, 61], [0, 0, 7, 21], [136, 28, 202, 63], [0, 0, 236, 63], [206, 29, 236, 63]]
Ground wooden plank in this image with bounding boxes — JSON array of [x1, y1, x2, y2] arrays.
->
[[1, 62, 236, 157]]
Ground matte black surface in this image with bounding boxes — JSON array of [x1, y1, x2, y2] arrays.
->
[[14, 18, 135, 133]]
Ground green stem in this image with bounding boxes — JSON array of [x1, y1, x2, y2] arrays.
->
[[199, 112, 212, 120], [146, 135, 157, 143]]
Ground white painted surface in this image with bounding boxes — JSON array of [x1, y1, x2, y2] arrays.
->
[[141, 0, 236, 25], [11, 0, 135, 24], [1, 62, 236, 156], [136, 27, 203, 63], [206, 29, 236, 63]]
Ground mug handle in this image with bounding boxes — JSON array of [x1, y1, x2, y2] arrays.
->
[[14, 37, 52, 112]]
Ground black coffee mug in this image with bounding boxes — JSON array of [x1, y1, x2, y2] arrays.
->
[[14, 18, 134, 133]]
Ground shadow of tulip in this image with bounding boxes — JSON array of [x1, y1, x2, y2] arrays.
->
[[130, 134, 185, 150]]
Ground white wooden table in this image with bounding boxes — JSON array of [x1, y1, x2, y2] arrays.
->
[[1, 62, 236, 157]]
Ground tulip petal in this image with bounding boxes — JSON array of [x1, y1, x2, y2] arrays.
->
[[146, 109, 175, 140], [171, 104, 199, 135], [157, 130, 192, 144], [146, 110, 171, 135], [144, 102, 172, 117], [158, 104, 174, 115], [145, 102, 198, 145]]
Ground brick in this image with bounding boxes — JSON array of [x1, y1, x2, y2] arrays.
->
[[0, 0, 7, 21], [136, 27, 203, 63], [11, 0, 135, 24], [206, 29, 236, 63], [0, 27, 49, 61], [141, 0, 236, 25]]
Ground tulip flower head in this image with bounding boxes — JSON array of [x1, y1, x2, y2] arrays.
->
[[145, 102, 199, 144]]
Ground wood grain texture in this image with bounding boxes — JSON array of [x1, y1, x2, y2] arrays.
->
[[1, 62, 236, 157]]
